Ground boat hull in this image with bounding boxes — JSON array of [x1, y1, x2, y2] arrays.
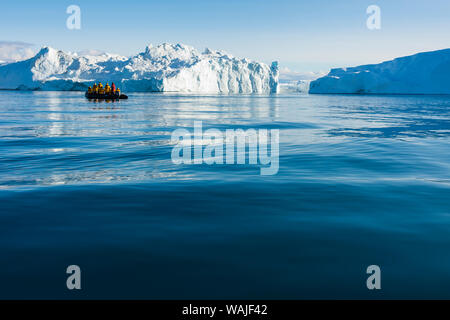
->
[[85, 92, 128, 100]]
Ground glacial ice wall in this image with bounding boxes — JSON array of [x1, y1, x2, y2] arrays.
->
[[0, 43, 279, 94], [309, 49, 450, 95]]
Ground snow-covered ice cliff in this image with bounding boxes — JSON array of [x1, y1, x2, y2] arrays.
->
[[309, 49, 450, 94], [0, 43, 279, 93]]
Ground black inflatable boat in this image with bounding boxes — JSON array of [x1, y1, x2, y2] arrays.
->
[[85, 92, 128, 100]]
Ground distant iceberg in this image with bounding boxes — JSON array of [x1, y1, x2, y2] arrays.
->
[[278, 80, 311, 94], [0, 43, 279, 94], [310, 49, 450, 95], [278, 69, 325, 94]]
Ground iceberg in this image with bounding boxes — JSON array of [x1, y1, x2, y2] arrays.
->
[[278, 80, 311, 93], [278, 68, 325, 94], [309, 49, 450, 95], [0, 43, 279, 94]]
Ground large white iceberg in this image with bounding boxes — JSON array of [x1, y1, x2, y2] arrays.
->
[[0, 43, 279, 93], [309, 49, 450, 94]]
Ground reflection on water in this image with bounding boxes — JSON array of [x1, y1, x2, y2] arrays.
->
[[0, 92, 285, 186], [0, 91, 449, 299], [1, 92, 449, 188]]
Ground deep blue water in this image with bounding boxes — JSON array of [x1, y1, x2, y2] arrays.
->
[[0, 91, 449, 299]]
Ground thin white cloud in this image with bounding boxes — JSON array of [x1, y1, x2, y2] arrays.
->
[[0, 41, 37, 63]]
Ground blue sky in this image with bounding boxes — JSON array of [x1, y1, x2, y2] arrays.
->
[[1, 0, 450, 72]]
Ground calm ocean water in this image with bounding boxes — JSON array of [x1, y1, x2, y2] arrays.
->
[[0, 91, 449, 299]]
